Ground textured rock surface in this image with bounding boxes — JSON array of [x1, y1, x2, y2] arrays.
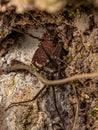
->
[[0, 28, 45, 130], [0, 28, 71, 130]]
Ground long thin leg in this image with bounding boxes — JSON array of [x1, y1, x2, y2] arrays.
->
[[5, 85, 47, 111], [52, 86, 66, 130]]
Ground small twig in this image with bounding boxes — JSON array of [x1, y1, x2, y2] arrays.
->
[[0, 63, 98, 85], [1, 63, 98, 85], [0, 63, 98, 111], [72, 85, 79, 130]]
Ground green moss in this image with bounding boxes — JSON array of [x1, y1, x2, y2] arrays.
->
[[95, 107, 98, 111], [68, 55, 73, 62], [87, 45, 92, 51], [80, 54, 84, 59], [96, 117, 98, 120], [61, 8, 75, 20], [73, 80, 81, 87], [89, 110, 96, 117], [89, 108, 98, 117], [68, 12, 75, 19]]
